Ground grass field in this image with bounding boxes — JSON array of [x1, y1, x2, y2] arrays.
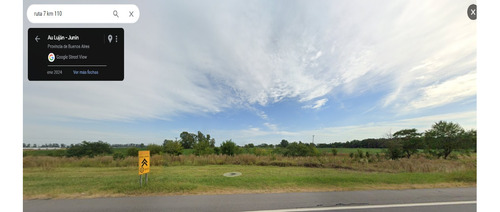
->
[[23, 148, 476, 199], [23, 165, 475, 199]]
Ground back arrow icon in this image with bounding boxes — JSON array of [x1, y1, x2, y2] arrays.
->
[[35, 36, 40, 42]]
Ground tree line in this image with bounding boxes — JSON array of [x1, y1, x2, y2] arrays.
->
[[33, 120, 475, 160], [23, 143, 67, 148]]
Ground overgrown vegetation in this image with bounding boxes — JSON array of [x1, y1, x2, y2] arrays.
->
[[284, 142, 320, 157], [220, 140, 239, 156], [23, 121, 477, 199], [163, 139, 183, 156], [65, 141, 112, 158], [23, 152, 476, 174], [24, 121, 476, 162]]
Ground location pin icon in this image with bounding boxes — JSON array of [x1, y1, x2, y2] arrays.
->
[[108, 34, 113, 43]]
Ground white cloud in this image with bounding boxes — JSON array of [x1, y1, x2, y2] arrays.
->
[[310, 51, 323, 61], [25, 0, 475, 122], [263, 122, 278, 131], [24, 0, 476, 144], [303, 98, 328, 109], [408, 71, 476, 110]]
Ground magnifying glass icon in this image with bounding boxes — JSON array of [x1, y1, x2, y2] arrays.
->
[[113, 10, 119, 18]]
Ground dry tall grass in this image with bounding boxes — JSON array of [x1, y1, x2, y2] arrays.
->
[[23, 153, 476, 173]]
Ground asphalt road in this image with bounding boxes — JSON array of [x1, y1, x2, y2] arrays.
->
[[24, 187, 476, 212]]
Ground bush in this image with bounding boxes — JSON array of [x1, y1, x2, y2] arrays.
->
[[272, 147, 287, 155], [285, 142, 320, 157], [47, 150, 66, 157], [163, 140, 183, 156], [279, 139, 289, 148], [254, 148, 269, 156], [147, 144, 163, 155], [66, 141, 112, 158], [332, 148, 338, 156], [221, 140, 238, 156], [213, 147, 221, 155], [126, 147, 139, 157], [356, 149, 364, 158], [385, 141, 404, 160], [349, 152, 354, 158], [113, 152, 125, 160], [193, 140, 214, 156]]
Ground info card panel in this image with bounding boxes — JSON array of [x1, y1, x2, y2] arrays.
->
[[28, 28, 124, 81]]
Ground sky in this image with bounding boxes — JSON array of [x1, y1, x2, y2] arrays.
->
[[23, 0, 476, 146]]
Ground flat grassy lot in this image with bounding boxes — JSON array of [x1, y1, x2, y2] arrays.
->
[[24, 165, 475, 199]]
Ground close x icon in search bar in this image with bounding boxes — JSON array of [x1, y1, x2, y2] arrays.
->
[[27, 4, 140, 24]]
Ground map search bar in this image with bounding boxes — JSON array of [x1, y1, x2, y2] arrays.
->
[[27, 4, 140, 24]]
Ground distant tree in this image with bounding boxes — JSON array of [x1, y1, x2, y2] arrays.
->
[[461, 129, 477, 152], [60, 143, 66, 148], [221, 140, 238, 156], [257, 143, 269, 148], [393, 128, 422, 158], [197, 131, 206, 143], [180, 131, 196, 149], [424, 121, 465, 159], [126, 147, 139, 157], [23, 143, 26, 148], [206, 134, 216, 147], [163, 139, 183, 156], [193, 139, 213, 156], [66, 141, 112, 158], [244, 143, 255, 148], [147, 144, 163, 155], [317, 143, 331, 148], [280, 139, 289, 148], [213, 147, 221, 155]]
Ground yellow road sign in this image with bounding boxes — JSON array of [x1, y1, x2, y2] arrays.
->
[[138, 150, 150, 175]]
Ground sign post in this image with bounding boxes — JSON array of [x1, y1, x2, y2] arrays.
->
[[138, 150, 150, 187]]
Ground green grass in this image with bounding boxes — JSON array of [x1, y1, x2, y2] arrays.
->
[[23, 149, 66, 157], [23, 165, 475, 199]]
